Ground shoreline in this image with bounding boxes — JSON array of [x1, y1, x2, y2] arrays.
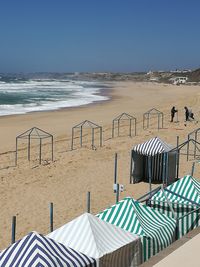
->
[[1, 81, 200, 153], [0, 82, 115, 119]]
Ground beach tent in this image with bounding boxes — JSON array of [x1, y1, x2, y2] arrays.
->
[[0, 231, 96, 267], [96, 197, 176, 262], [48, 213, 142, 267], [130, 137, 177, 184], [149, 175, 200, 238]]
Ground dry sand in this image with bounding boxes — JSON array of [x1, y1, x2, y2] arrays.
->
[[0, 81, 200, 249]]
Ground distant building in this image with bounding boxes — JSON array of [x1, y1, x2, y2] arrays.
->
[[170, 69, 192, 73], [147, 70, 153, 75], [170, 76, 188, 85], [149, 77, 159, 82]]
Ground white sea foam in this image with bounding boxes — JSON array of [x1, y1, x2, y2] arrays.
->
[[0, 79, 109, 116]]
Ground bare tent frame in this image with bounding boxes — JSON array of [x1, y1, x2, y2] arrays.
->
[[170, 138, 200, 179], [15, 127, 53, 165], [112, 112, 137, 138], [71, 120, 103, 150], [143, 108, 164, 130], [187, 128, 200, 160]]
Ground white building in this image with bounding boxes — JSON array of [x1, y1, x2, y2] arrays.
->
[[171, 76, 188, 85]]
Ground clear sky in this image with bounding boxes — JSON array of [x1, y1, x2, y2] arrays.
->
[[0, 0, 200, 73]]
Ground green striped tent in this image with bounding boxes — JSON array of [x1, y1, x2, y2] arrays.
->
[[149, 175, 200, 238], [96, 197, 176, 262]]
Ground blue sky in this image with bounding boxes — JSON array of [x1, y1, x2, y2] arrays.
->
[[0, 0, 200, 72]]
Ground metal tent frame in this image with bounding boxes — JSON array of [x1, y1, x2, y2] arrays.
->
[[112, 112, 137, 138], [143, 108, 164, 130], [187, 128, 200, 160], [15, 127, 53, 165], [71, 120, 103, 150], [170, 138, 200, 179]]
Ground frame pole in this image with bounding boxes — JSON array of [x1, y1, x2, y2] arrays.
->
[[50, 202, 53, 232], [158, 114, 160, 130], [161, 186, 177, 219], [116, 183, 119, 203], [187, 135, 190, 161], [11, 216, 16, 244], [28, 135, 31, 161], [15, 137, 18, 166], [191, 162, 195, 176], [176, 136, 180, 179], [166, 152, 169, 185], [92, 128, 94, 149], [162, 153, 165, 186], [148, 157, 152, 199], [130, 150, 133, 184], [71, 128, 74, 150], [112, 120, 114, 138], [80, 126, 83, 147], [114, 153, 118, 184], [100, 127, 103, 147], [87, 191, 91, 213], [39, 138, 42, 164], [129, 119, 132, 137]]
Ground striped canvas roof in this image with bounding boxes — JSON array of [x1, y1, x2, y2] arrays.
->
[[151, 175, 200, 205], [0, 232, 96, 267], [133, 137, 172, 156], [47, 213, 140, 259], [96, 198, 176, 245]]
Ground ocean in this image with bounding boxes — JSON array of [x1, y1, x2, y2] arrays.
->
[[0, 76, 110, 116]]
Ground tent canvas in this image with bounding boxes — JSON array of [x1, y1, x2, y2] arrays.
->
[[0, 231, 96, 267], [149, 175, 200, 238], [96, 198, 176, 263], [130, 137, 177, 184], [48, 213, 142, 267]]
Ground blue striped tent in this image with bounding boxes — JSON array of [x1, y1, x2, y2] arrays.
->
[[130, 137, 177, 184], [96, 197, 176, 262], [0, 231, 96, 267], [149, 175, 200, 238]]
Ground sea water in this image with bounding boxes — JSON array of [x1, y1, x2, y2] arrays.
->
[[0, 77, 109, 116]]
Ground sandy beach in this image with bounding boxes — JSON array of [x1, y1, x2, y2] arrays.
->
[[0, 81, 200, 249]]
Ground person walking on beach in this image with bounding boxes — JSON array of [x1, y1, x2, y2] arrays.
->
[[189, 109, 195, 120], [170, 106, 177, 122], [184, 106, 189, 121]]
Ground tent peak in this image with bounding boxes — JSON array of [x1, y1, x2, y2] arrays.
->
[[133, 136, 173, 156], [144, 108, 163, 114], [17, 127, 53, 139], [48, 212, 139, 259], [73, 120, 102, 129]]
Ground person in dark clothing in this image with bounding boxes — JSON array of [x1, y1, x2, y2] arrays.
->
[[184, 106, 189, 121], [190, 111, 194, 120], [188, 108, 195, 120], [171, 106, 177, 122]]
